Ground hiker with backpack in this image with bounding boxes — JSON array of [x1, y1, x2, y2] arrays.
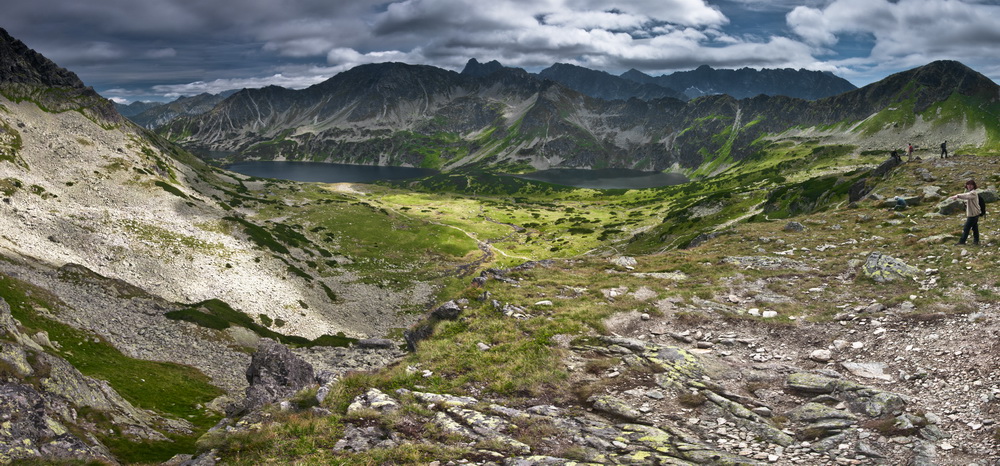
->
[[950, 179, 984, 245]]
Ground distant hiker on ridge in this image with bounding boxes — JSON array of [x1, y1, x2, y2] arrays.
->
[[950, 179, 981, 245], [940, 141, 948, 158], [907, 143, 914, 160]]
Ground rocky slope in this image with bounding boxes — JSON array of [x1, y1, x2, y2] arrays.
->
[[1, 28, 447, 462], [161, 60, 997, 174]]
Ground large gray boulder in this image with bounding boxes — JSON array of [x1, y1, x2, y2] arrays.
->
[[981, 188, 998, 203], [861, 252, 918, 283], [936, 198, 965, 216], [242, 340, 315, 412]]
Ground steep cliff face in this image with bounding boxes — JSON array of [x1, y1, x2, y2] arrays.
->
[[163, 59, 998, 174]]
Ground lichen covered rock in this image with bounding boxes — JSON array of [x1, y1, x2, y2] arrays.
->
[[861, 252, 918, 283]]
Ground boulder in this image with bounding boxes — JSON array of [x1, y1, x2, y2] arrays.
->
[[921, 186, 943, 202], [242, 340, 315, 412], [861, 252, 918, 283], [981, 188, 999, 203], [610, 256, 638, 268], [783, 221, 806, 232], [431, 301, 462, 320], [809, 349, 833, 363], [936, 198, 965, 216], [915, 167, 935, 182]]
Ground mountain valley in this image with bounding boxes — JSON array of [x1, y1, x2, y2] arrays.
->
[[2, 26, 1000, 465]]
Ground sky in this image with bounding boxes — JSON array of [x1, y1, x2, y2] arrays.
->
[[5, 0, 1000, 103]]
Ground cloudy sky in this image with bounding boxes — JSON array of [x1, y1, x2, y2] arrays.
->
[[5, 0, 999, 102]]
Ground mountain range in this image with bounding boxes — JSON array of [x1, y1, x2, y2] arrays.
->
[[160, 57, 998, 175]]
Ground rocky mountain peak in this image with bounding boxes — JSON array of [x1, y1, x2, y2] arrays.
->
[[0, 27, 84, 88], [460, 58, 506, 77], [904, 59, 997, 97]]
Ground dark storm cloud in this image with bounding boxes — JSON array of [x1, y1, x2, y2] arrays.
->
[[3, 0, 998, 102]]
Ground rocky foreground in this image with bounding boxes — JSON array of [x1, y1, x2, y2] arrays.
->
[[175, 246, 998, 465]]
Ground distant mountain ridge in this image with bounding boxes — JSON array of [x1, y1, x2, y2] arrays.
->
[[161, 58, 998, 174], [116, 100, 162, 117], [621, 64, 857, 100], [117, 90, 237, 129], [538, 62, 687, 102]]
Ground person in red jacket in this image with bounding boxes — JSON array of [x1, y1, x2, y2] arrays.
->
[[950, 179, 981, 245]]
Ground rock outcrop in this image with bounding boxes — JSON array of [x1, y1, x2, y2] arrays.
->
[[240, 340, 315, 413]]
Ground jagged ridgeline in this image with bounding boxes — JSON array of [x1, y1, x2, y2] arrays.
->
[[160, 58, 999, 174]]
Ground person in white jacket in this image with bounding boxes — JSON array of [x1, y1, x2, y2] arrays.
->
[[950, 179, 981, 245]]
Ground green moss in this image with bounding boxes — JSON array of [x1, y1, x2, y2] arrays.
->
[[0, 177, 23, 196], [154, 180, 190, 200], [225, 216, 289, 254], [165, 299, 356, 348]]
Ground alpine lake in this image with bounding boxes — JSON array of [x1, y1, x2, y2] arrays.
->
[[225, 161, 689, 189]]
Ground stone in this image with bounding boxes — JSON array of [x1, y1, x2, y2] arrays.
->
[[980, 188, 998, 203], [936, 198, 965, 216], [921, 185, 943, 201], [809, 349, 833, 363], [783, 222, 806, 232], [610, 256, 638, 269], [787, 373, 839, 393], [431, 301, 462, 320], [588, 395, 643, 422], [241, 339, 315, 413], [787, 403, 857, 422], [861, 252, 918, 283], [356, 338, 396, 349], [918, 233, 953, 244], [840, 362, 892, 381]]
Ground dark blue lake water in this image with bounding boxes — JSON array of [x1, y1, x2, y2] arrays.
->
[[225, 162, 689, 189], [225, 161, 438, 183], [511, 168, 689, 189]]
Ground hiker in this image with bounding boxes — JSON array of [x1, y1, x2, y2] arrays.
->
[[907, 143, 914, 160], [949, 179, 981, 245], [891, 150, 901, 163], [893, 196, 907, 211], [940, 141, 948, 158]]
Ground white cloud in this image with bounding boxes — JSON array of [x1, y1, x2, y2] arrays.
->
[[79, 42, 125, 61], [151, 73, 333, 98], [326, 48, 419, 68], [786, 0, 1000, 84]]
